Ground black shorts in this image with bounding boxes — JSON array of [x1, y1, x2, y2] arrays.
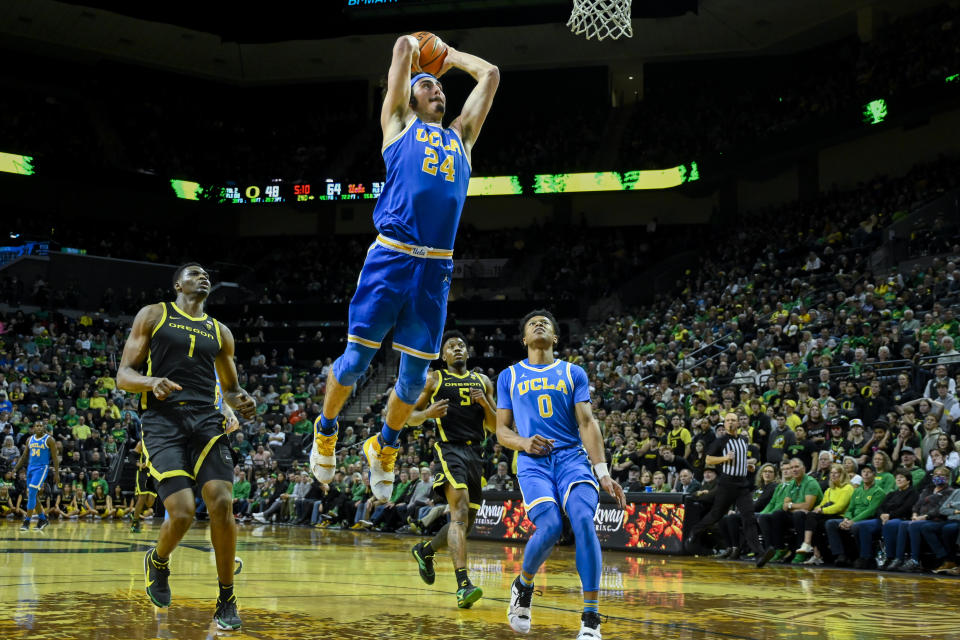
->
[[135, 467, 157, 498], [432, 442, 483, 510], [142, 404, 233, 501]]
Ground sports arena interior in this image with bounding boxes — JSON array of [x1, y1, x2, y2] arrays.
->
[[1, 0, 959, 638]]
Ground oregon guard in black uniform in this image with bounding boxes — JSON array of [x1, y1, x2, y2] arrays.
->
[[408, 330, 495, 609], [117, 262, 255, 631]]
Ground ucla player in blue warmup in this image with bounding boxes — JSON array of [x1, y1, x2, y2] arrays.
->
[[311, 33, 499, 502], [13, 421, 60, 532], [497, 310, 626, 640]]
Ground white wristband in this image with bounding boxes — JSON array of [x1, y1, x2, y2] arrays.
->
[[593, 462, 610, 479]]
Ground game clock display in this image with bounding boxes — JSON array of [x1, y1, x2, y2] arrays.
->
[[187, 180, 387, 204]]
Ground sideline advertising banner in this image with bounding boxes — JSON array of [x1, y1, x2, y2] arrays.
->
[[470, 491, 689, 554]]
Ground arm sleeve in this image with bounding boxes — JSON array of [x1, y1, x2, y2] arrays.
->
[[497, 368, 513, 411], [571, 365, 591, 404]]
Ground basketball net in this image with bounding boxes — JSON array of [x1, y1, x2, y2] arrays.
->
[[568, 0, 633, 41]]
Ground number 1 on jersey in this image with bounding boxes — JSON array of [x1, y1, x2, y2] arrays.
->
[[187, 334, 196, 358]]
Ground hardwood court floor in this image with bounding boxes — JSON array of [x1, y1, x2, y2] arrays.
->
[[0, 520, 956, 640]]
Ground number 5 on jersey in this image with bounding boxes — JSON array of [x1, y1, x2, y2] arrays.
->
[[422, 148, 455, 182]]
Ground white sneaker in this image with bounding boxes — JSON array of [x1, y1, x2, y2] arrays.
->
[[252, 512, 268, 524], [507, 576, 534, 634], [803, 555, 824, 565], [577, 612, 602, 639], [797, 542, 814, 554], [363, 435, 398, 502], [310, 419, 338, 483]]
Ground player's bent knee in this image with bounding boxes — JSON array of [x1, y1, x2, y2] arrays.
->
[[530, 503, 564, 543], [332, 342, 378, 387], [395, 353, 430, 404], [566, 484, 599, 528]]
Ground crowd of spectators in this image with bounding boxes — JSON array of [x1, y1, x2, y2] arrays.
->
[[2, 138, 960, 586], [621, 3, 960, 169]]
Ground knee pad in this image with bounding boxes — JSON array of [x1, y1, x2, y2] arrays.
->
[[394, 353, 430, 404], [332, 342, 378, 387]]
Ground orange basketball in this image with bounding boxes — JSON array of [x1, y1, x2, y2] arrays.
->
[[411, 31, 448, 76]]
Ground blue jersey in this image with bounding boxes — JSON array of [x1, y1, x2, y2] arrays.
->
[[373, 117, 471, 251], [27, 434, 52, 469], [214, 372, 224, 411], [497, 359, 591, 449]]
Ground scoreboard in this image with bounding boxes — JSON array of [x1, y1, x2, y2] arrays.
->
[[169, 165, 699, 204], [219, 180, 385, 204]]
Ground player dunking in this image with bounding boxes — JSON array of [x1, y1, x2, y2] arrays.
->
[[117, 263, 256, 630], [407, 330, 495, 608], [497, 311, 625, 640], [13, 422, 60, 532], [310, 34, 499, 502]]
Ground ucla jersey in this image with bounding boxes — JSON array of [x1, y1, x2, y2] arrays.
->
[[497, 359, 591, 449], [374, 118, 471, 250], [27, 434, 52, 469], [215, 373, 224, 411]]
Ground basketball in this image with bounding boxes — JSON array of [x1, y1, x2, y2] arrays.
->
[[411, 31, 448, 76]]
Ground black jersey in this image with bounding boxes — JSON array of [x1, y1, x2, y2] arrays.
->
[[431, 369, 487, 444], [142, 301, 222, 410]]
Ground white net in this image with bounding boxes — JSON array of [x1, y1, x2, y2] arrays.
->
[[567, 0, 633, 41]]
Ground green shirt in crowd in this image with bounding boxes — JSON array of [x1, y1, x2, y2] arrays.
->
[[842, 482, 888, 521], [233, 480, 251, 500], [875, 472, 895, 493]]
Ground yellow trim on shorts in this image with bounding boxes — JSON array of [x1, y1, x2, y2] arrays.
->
[[347, 334, 382, 349], [524, 496, 557, 511], [561, 479, 599, 513], [469, 502, 481, 510], [434, 443, 468, 491], [192, 432, 226, 479], [142, 439, 196, 482], [375, 234, 453, 259], [393, 342, 440, 360]]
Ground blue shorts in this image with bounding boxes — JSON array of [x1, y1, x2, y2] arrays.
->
[[346, 239, 454, 360], [517, 445, 598, 514], [27, 465, 49, 490]]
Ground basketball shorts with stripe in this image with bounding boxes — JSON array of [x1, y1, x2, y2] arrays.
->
[[432, 442, 483, 509], [141, 404, 233, 501]]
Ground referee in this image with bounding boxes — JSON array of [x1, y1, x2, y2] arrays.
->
[[684, 412, 776, 568]]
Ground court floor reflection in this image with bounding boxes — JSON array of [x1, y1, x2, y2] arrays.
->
[[0, 521, 954, 639]]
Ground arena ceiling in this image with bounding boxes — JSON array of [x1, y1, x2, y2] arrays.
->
[[0, 0, 943, 83]]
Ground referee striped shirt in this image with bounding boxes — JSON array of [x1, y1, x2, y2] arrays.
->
[[707, 434, 750, 486]]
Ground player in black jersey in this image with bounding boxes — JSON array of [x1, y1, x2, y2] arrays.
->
[[129, 437, 156, 533], [408, 330, 495, 609], [117, 262, 255, 630]]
